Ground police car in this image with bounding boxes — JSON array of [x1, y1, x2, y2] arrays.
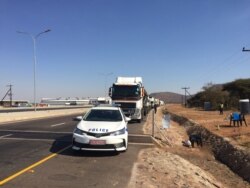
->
[[72, 105, 130, 152]]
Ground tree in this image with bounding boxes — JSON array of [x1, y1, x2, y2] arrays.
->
[[223, 79, 250, 108], [223, 79, 250, 99], [188, 82, 229, 110], [188, 79, 250, 110]]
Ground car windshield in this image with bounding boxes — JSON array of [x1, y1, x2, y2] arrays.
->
[[84, 109, 123, 122]]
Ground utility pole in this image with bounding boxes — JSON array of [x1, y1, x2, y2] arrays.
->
[[7, 84, 13, 107], [182, 87, 190, 107], [1, 84, 13, 107], [242, 47, 250, 52], [17, 29, 51, 111]]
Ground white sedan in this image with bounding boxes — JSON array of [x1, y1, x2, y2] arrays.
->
[[72, 106, 130, 152]]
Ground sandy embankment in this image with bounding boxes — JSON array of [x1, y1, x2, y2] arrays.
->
[[128, 105, 250, 188]]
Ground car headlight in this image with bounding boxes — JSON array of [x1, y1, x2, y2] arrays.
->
[[74, 127, 84, 135], [135, 108, 141, 115], [110, 127, 126, 136]]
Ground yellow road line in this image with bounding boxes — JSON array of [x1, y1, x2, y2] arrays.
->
[[0, 145, 71, 186]]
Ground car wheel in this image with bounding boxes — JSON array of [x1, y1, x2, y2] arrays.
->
[[72, 146, 80, 155]]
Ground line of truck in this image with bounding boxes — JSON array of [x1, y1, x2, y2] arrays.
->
[[109, 76, 164, 122]]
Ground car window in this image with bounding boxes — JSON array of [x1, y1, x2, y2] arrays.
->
[[84, 109, 122, 122]]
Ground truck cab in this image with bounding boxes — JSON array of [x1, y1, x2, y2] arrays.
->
[[109, 77, 148, 123]]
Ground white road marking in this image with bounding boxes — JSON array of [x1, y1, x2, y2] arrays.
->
[[128, 142, 154, 146], [0, 130, 151, 137], [0, 129, 71, 134], [0, 137, 55, 142], [0, 134, 12, 139], [0, 131, 154, 145], [1, 137, 154, 145], [50, 123, 65, 127], [128, 133, 152, 137]]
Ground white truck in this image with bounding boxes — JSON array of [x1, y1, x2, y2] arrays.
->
[[109, 77, 148, 123]]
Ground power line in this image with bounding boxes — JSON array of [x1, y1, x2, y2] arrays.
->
[[196, 50, 243, 83], [195, 42, 250, 84], [218, 56, 250, 78]]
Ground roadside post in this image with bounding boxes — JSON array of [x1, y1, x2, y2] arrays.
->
[[162, 114, 171, 129], [152, 109, 155, 137]]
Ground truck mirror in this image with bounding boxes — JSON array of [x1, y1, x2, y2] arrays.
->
[[141, 87, 144, 97], [109, 87, 112, 97]]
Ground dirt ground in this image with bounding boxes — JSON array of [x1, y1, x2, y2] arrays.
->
[[165, 104, 250, 147], [128, 104, 250, 188]]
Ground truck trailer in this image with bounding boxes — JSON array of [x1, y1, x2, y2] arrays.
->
[[109, 77, 149, 122]]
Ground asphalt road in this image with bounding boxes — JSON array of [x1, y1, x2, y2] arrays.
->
[[0, 114, 154, 187]]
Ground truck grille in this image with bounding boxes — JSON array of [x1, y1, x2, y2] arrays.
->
[[115, 102, 136, 108]]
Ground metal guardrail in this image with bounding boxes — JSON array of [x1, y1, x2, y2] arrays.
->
[[0, 105, 93, 113], [151, 110, 173, 147]]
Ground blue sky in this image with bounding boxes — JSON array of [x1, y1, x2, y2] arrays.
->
[[1, 0, 250, 101]]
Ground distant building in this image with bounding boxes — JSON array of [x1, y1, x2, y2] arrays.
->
[[40, 98, 90, 106], [97, 97, 111, 104], [0, 100, 30, 107]]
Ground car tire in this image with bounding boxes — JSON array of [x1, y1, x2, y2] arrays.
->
[[72, 147, 80, 155]]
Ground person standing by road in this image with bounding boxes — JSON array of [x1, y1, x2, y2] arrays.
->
[[219, 103, 224, 115], [154, 104, 157, 114]]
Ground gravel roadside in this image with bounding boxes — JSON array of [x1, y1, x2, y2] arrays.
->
[[128, 106, 250, 188]]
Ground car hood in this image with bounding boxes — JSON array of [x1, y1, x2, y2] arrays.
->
[[77, 120, 126, 133]]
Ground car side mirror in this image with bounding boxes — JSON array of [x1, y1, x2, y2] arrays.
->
[[73, 116, 83, 121], [109, 87, 112, 97]]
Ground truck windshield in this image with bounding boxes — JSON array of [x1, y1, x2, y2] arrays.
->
[[112, 85, 140, 97]]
